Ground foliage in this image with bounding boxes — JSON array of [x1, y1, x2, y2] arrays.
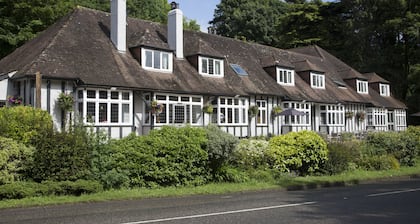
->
[[31, 123, 97, 182], [364, 131, 418, 166], [92, 126, 209, 189], [0, 180, 103, 200], [0, 106, 53, 145], [232, 139, 269, 169], [358, 154, 400, 171], [57, 92, 74, 112], [204, 124, 239, 175], [202, 105, 214, 114], [0, 137, 34, 185], [322, 141, 361, 175], [271, 105, 283, 117], [212, 165, 249, 183], [248, 105, 259, 118], [267, 130, 328, 175], [183, 17, 200, 31]]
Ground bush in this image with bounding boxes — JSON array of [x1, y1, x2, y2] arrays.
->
[[0, 137, 34, 184], [212, 165, 249, 183], [365, 131, 418, 166], [31, 124, 98, 182], [204, 124, 239, 175], [322, 141, 361, 175], [93, 126, 209, 188], [232, 139, 269, 169], [0, 106, 53, 145], [0, 182, 43, 200], [267, 131, 328, 175], [358, 154, 400, 171]]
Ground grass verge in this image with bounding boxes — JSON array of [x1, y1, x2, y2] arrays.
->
[[1, 163, 420, 209]]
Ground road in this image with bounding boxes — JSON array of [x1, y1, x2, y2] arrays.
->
[[1, 176, 420, 224]]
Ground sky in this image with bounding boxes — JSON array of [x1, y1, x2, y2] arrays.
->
[[167, 0, 221, 32]]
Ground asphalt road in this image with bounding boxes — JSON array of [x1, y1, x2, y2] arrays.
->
[[1, 176, 420, 224]]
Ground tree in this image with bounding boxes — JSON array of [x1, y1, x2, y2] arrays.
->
[[210, 0, 288, 46], [184, 18, 201, 31]]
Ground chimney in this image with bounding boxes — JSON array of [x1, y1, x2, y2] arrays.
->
[[111, 0, 126, 52], [168, 2, 183, 59]]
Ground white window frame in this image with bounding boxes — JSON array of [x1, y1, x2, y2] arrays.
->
[[217, 97, 248, 126], [394, 109, 406, 128], [276, 67, 295, 86], [77, 89, 133, 126], [320, 104, 345, 126], [148, 93, 203, 126], [310, 72, 325, 89], [357, 80, 368, 94], [380, 83, 390, 96], [282, 102, 311, 126], [141, 48, 173, 72], [198, 56, 224, 77], [367, 108, 387, 127], [256, 100, 268, 126]]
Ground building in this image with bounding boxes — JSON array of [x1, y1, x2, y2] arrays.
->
[[0, 1, 407, 138]]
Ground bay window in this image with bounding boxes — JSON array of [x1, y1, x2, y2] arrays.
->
[[320, 105, 344, 126], [282, 102, 311, 125]]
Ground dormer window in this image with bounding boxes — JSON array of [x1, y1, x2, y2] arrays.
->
[[311, 72, 325, 89], [141, 48, 173, 72], [380, 83, 390, 96], [276, 67, 294, 86], [199, 56, 224, 77], [357, 80, 368, 94]]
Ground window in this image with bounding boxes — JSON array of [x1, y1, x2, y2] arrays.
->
[[77, 89, 132, 125], [256, 100, 267, 125], [310, 73, 325, 89], [380, 83, 390, 96], [230, 64, 248, 76], [319, 105, 344, 126], [282, 102, 311, 125], [395, 109, 406, 127], [199, 56, 224, 77], [142, 48, 172, 72], [357, 80, 368, 94], [367, 108, 387, 127], [218, 97, 247, 125], [0, 101, 5, 107], [276, 68, 294, 86], [147, 94, 203, 126]]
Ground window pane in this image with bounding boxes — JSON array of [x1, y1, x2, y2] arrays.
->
[[87, 90, 96, 98], [122, 104, 130, 123], [122, 92, 129, 100], [99, 91, 107, 99], [192, 105, 201, 124], [99, 103, 107, 122], [145, 50, 153, 67], [78, 102, 83, 116], [174, 105, 185, 123], [215, 60, 220, 75], [78, 90, 83, 99], [201, 58, 207, 73], [153, 51, 160, 69], [162, 53, 169, 69], [111, 91, 119, 99], [208, 59, 214, 74], [87, 102, 95, 122], [234, 108, 239, 123], [111, 104, 119, 123]]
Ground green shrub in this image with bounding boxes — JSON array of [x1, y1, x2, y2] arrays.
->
[[0, 106, 53, 145], [204, 124, 239, 175], [267, 130, 328, 175], [0, 182, 43, 200], [365, 131, 418, 166], [322, 141, 361, 175], [31, 124, 98, 182], [93, 126, 209, 188], [212, 165, 249, 183], [358, 154, 400, 171], [232, 139, 269, 169], [0, 137, 34, 184], [247, 169, 276, 182]]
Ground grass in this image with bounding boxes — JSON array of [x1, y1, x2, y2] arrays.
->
[[1, 162, 420, 209]]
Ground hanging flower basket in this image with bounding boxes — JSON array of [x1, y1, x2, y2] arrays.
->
[[356, 111, 365, 121], [345, 111, 354, 119], [151, 100, 164, 115], [271, 105, 283, 117], [7, 95, 23, 106], [57, 93, 74, 112], [248, 105, 259, 118], [202, 104, 213, 114]]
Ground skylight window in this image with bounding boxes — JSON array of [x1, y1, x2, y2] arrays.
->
[[230, 64, 248, 76]]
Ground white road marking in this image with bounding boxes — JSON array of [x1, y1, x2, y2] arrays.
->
[[119, 201, 317, 224], [367, 188, 420, 197]]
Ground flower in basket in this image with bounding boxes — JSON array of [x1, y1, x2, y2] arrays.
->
[[356, 111, 365, 121], [7, 96, 23, 105], [151, 100, 164, 114], [345, 111, 354, 119], [248, 105, 259, 118], [202, 104, 213, 114], [271, 105, 283, 117]]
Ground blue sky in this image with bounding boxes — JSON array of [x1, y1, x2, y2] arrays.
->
[[167, 0, 221, 32]]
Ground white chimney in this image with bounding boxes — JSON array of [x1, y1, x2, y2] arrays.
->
[[168, 2, 183, 59], [111, 0, 126, 52]]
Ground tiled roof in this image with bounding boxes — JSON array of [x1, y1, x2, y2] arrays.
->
[[0, 7, 405, 109]]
